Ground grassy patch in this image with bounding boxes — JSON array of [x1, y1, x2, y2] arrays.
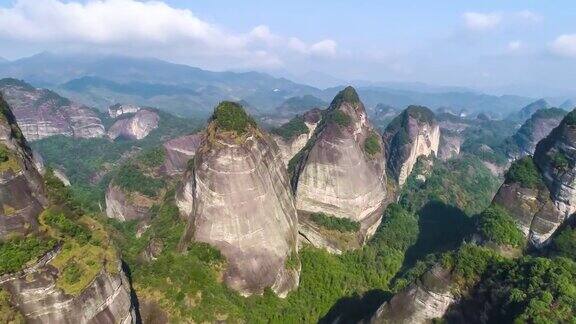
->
[[114, 164, 164, 197], [330, 110, 352, 127], [505, 156, 543, 188], [272, 115, 309, 140], [310, 212, 360, 232], [213, 101, 256, 135], [0, 236, 56, 275], [364, 133, 381, 155], [0, 144, 20, 173]]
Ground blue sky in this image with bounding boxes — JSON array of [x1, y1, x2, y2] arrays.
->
[[1, 0, 575, 95]]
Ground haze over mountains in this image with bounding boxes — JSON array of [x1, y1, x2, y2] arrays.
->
[[1, 52, 566, 119]]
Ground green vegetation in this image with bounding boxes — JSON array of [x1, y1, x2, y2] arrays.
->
[[278, 95, 326, 113], [364, 133, 381, 155], [330, 86, 360, 108], [563, 109, 576, 126], [0, 289, 24, 324], [505, 156, 543, 188], [0, 236, 55, 274], [478, 204, 525, 247], [272, 115, 309, 140], [213, 101, 256, 135], [310, 212, 360, 232], [330, 110, 352, 127], [43, 208, 92, 244], [62, 261, 83, 285], [0, 145, 8, 162], [551, 151, 570, 170], [114, 164, 164, 197], [0, 144, 20, 173], [137, 147, 166, 168], [552, 225, 576, 259]]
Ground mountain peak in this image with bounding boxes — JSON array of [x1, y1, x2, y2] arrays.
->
[[329, 86, 360, 109], [211, 101, 256, 135]]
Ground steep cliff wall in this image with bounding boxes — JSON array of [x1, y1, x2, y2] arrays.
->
[[0, 78, 104, 140], [383, 106, 440, 186], [107, 109, 159, 140], [272, 108, 322, 166], [291, 87, 387, 248], [177, 101, 300, 297], [108, 103, 140, 118], [162, 133, 203, 176]]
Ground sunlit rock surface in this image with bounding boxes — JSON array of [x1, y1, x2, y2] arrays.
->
[[177, 102, 300, 297], [162, 133, 203, 175], [0, 78, 104, 140], [108, 103, 141, 118], [291, 87, 387, 247], [272, 108, 322, 166], [107, 109, 159, 140], [105, 184, 153, 222], [383, 106, 440, 186]]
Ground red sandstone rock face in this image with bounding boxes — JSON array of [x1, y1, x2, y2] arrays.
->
[[177, 103, 300, 297], [162, 133, 203, 175], [0, 78, 105, 141], [107, 109, 160, 140]]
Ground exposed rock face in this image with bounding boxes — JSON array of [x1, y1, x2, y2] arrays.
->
[[383, 106, 440, 186], [506, 108, 566, 159], [271, 108, 322, 165], [0, 95, 46, 240], [162, 133, 203, 175], [291, 87, 387, 246], [438, 131, 462, 161], [107, 109, 159, 140], [105, 184, 153, 222], [108, 103, 140, 118], [0, 78, 105, 140], [177, 101, 300, 297], [1, 252, 135, 324], [371, 265, 456, 324]]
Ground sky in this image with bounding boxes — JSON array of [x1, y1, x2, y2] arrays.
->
[[1, 0, 576, 95]]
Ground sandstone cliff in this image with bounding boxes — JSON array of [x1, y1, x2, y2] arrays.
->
[[176, 101, 300, 297], [271, 108, 322, 165], [0, 78, 104, 140], [0, 94, 46, 239], [505, 108, 566, 160], [383, 106, 440, 186], [371, 265, 456, 324], [105, 184, 154, 221], [290, 87, 388, 249], [108, 103, 140, 118], [107, 109, 160, 140], [162, 133, 203, 176]]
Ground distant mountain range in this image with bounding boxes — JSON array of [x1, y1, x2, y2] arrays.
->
[[0, 52, 539, 118]]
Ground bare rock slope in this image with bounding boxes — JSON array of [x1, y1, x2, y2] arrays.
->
[[107, 109, 159, 140], [162, 133, 203, 175], [176, 101, 300, 297], [290, 87, 388, 248], [0, 78, 104, 140], [383, 106, 440, 186], [271, 108, 322, 165]]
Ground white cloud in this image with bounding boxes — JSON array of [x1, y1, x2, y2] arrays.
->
[[0, 0, 337, 68], [551, 34, 576, 58], [515, 10, 542, 23], [463, 12, 502, 31], [507, 40, 523, 52]]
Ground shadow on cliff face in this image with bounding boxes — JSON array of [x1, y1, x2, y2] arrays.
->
[[402, 201, 474, 269], [121, 260, 143, 324], [319, 289, 392, 324]]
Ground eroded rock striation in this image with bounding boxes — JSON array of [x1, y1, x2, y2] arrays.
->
[[271, 108, 322, 166], [505, 108, 566, 160], [371, 265, 456, 324], [162, 133, 203, 175], [290, 87, 387, 248], [107, 109, 160, 140], [0, 78, 105, 140], [176, 101, 300, 297], [383, 106, 440, 186], [0, 94, 46, 239]]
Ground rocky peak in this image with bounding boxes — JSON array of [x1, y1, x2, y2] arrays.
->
[[512, 98, 550, 122], [291, 87, 388, 251], [271, 108, 323, 166], [107, 109, 160, 140], [0, 94, 46, 239], [176, 101, 300, 297], [383, 105, 440, 186], [108, 103, 140, 118], [0, 78, 105, 140], [506, 108, 566, 159]]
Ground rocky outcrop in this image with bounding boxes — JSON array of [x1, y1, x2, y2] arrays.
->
[[1, 254, 135, 324], [105, 184, 153, 222], [271, 108, 322, 165], [177, 101, 300, 297], [383, 106, 440, 186], [0, 78, 105, 140], [505, 108, 566, 160], [162, 133, 203, 175], [438, 131, 463, 161], [107, 109, 160, 140], [108, 103, 140, 118], [509, 98, 550, 122], [371, 265, 456, 324], [0, 94, 46, 240], [290, 87, 387, 247]]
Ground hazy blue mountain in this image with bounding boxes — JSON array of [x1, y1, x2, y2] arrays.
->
[[0, 52, 534, 118], [507, 99, 550, 122], [560, 99, 575, 110]]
